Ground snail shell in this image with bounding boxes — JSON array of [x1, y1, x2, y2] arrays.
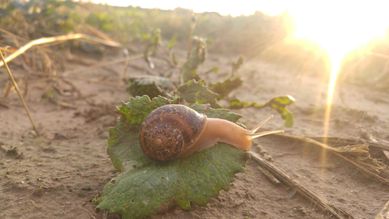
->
[[140, 104, 283, 161], [140, 104, 207, 161]]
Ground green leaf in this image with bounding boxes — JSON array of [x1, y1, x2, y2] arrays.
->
[[178, 80, 219, 106], [210, 76, 243, 98], [265, 95, 295, 106], [231, 56, 244, 75], [182, 37, 207, 82], [117, 95, 172, 127], [143, 28, 161, 68], [191, 104, 241, 122], [167, 35, 177, 50], [228, 95, 295, 127], [204, 66, 219, 74], [265, 95, 295, 128], [97, 145, 245, 219], [107, 120, 152, 171], [170, 52, 178, 66], [228, 98, 264, 109], [100, 98, 246, 218], [127, 76, 175, 98]]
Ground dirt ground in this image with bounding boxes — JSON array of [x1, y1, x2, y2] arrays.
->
[[0, 49, 388, 219]]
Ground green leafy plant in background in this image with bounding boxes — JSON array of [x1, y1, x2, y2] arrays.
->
[[127, 76, 175, 99], [209, 76, 243, 99], [182, 37, 207, 82], [96, 96, 246, 218], [143, 28, 162, 69], [178, 80, 219, 106], [229, 95, 295, 127], [231, 56, 244, 75], [85, 11, 114, 32], [129, 36, 295, 127], [0, 0, 80, 36]]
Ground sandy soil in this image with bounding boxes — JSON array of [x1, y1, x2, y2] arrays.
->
[[0, 49, 388, 219]]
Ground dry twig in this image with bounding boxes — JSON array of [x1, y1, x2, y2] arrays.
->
[[272, 134, 389, 185], [248, 151, 353, 219], [313, 136, 389, 152], [255, 164, 281, 185], [0, 50, 39, 135], [0, 33, 125, 112], [0, 33, 121, 68]]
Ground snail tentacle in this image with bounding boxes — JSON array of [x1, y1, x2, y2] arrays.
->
[[249, 114, 274, 135], [250, 130, 284, 139], [248, 114, 284, 139]]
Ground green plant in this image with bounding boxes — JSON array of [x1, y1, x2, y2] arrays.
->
[[129, 36, 295, 127], [95, 96, 246, 218], [96, 33, 295, 218]]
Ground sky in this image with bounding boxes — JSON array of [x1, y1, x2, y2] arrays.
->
[[90, 0, 288, 16]]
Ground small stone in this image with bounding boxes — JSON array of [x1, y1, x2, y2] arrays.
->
[[292, 206, 307, 216], [242, 209, 254, 217], [263, 153, 273, 161], [81, 186, 93, 191], [54, 133, 68, 140]]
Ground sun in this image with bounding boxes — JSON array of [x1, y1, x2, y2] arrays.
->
[[286, 0, 389, 165], [287, 0, 389, 134]]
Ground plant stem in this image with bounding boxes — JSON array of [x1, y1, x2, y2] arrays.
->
[[0, 50, 39, 135], [0, 33, 121, 68]]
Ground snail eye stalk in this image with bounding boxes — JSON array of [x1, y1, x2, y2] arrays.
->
[[249, 115, 274, 134], [250, 130, 284, 139], [248, 115, 283, 139]]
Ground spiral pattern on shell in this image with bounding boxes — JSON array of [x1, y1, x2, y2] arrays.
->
[[140, 104, 207, 161]]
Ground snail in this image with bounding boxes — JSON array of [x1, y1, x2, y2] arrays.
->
[[140, 104, 283, 161]]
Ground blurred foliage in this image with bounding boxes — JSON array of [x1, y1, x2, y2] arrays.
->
[[0, 0, 287, 54], [181, 37, 207, 82], [178, 79, 219, 106], [229, 95, 295, 127], [209, 76, 243, 98], [85, 11, 114, 32], [0, 0, 79, 38], [0, 0, 297, 125], [265, 95, 295, 127], [231, 56, 244, 75], [143, 28, 161, 68], [2, 0, 389, 87], [127, 34, 295, 127], [127, 76, 175, 98], [208, 56, 244, 98]]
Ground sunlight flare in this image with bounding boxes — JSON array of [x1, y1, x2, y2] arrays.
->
[[289, 0, 389, 134], [288, 0, 389, 165]]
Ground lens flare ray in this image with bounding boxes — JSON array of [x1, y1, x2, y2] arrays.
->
[[288, 0, 389, 165]]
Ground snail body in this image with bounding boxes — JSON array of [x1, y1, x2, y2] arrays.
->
[[140, 104, 282, 161]]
